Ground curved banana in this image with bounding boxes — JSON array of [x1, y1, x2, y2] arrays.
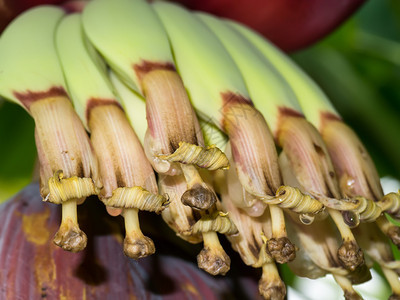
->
[[153, 2, 282, 207], [199, 12, 366, 271], [82, 0, 227, 210], [56, 13, 167, 259], [229, 20, 400, 296], [0, 6, 101, 252]]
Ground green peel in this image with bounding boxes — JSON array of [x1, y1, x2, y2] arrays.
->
[[82, 0, 173, 94], [0, 6, 66, 106], [198, 13, 301, 133], [56, 14, 118, 128], [228, 20, 338, 129], [153, 2, 249, 126]]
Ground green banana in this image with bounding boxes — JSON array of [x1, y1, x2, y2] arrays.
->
[[82, 0, 228, 211], [0, 6, 101, 252], [55, 13, 168, 259]]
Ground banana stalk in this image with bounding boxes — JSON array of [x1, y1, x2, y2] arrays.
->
[[0, 6, 101, 252], [55, 14, 168, 259], [82, 0, 227, 211]]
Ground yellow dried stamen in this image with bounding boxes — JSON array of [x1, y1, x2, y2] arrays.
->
[[46, 170, 99, 204], [101, 186, 169, 213], [350, 196, 382, 223], [184, 211, 238, 236], [158, 142, 229, 170], [378, 191, 400, 218], [268, 186, 325, 218]]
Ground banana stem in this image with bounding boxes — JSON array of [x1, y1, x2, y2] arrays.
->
[[333, 274, 362, 300], [197, 231, 230, 276], [329, 208, 364, 271], [53, 199, 87, 252], [267, 204, 296, 264], [123, 208, 155, 259]]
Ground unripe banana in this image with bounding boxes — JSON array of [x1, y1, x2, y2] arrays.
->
[[82, 0, 227, 211], [0, 6, 101, 252], [56, 13, 169, 259]]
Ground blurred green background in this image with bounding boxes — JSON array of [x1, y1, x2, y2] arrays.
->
[[293, 0, 400, 182]]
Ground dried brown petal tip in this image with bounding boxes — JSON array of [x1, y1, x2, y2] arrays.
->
[[197, 231, 230, 276], [124, 235, 155, 260], [123, 208, 155, 259], [181, 183, 217, 210], [53, 200, 87, 252], [46, 170, 100, 204], [185, 211, 238, 236], [259, 263, 286, 300], [337, 240, 364, 271], [102, 187, 168, 213], [269, 186, 324, 217], [350, 196, 382, 223], [158, 142, 229, 170], [267, 237, 296, 264]]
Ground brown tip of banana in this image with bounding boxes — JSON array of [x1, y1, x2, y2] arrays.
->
[[267, 237, 296, 264], [157, 142, 229, 170], [338, 240, 364, 271], [53, 218, 87, 252], [258, 283, 286, 300], [344, 291, 363, 300], [181, 184, 217, 210], [47, 170, 100, 204], [123, 235, 155, 259], [197, 246, 231, 276], [389, 294, 400, 300]]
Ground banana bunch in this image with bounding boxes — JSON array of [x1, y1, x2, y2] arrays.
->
[[0, 1, 399, 299]]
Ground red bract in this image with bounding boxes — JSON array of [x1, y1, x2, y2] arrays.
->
[[0, 184, 261, 299], [171, 0, 365, 51], [0, 0, 365, 51], [0, 0, 64, 31]]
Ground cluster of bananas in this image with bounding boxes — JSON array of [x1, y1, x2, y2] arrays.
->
[[1, 0, 400, 299]]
